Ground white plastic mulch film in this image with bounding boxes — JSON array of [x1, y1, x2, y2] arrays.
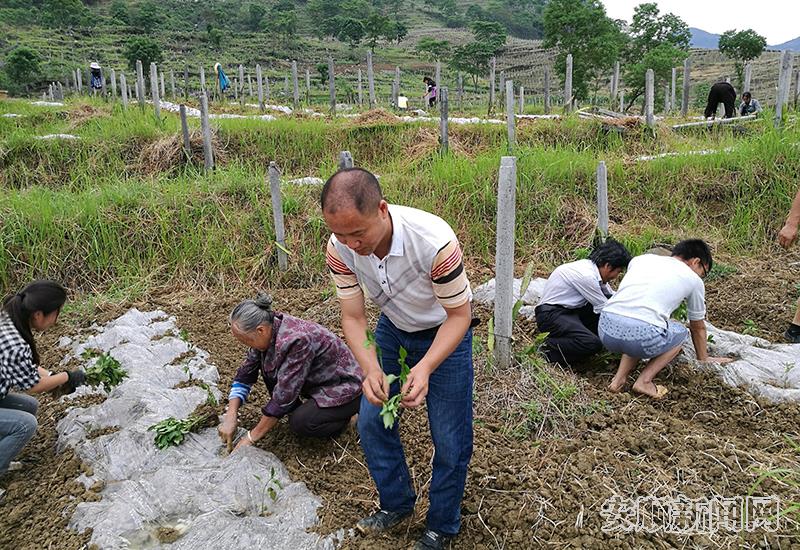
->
[[56, 309, 338, 549], [473, 277, 800, 403], [682, 324, 800, 403]]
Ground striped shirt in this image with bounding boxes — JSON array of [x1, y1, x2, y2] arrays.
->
[[0, 312, 39, 400], [327, 204, 471, 332]]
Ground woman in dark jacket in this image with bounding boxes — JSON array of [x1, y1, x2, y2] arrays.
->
[[218, 294, 363, 451]]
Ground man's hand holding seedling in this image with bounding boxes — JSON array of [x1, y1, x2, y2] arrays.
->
[[362, 367, 388, 406], [400, 362, 431, 408]]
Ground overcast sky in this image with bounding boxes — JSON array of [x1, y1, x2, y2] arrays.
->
[[601, 0, 800, 45]]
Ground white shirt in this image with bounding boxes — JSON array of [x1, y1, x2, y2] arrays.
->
[[537, 259, 612, 313], [327, 205, 472, 332], [602, 254, 706, 329]]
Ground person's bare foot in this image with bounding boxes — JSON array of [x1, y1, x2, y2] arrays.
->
[[608, 378, 627, 393], [632, 380, 669, 399]]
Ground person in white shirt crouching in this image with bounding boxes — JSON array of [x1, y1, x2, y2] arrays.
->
[[599, 239, 732, 399], [535, 239, 631, 368]]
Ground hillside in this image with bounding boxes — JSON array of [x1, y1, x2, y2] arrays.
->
[[0, 1, 791, 107]]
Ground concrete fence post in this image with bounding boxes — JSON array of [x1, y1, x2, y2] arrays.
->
[[268, 162, 289, 271], [493, 156, 517, 370], [200, 93, 214, 171], [681, 57, 691, 117], [596, 161, 609, 241]]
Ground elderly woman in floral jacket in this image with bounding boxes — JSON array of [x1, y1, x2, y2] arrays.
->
[[218, 294, 363, 451]]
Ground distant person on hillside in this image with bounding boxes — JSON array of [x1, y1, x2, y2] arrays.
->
[[740, 91, 763, 116], [214, 63, 230, 94], [0, 281, 86, 497], [218, 294, 363, 452], [89, 62, 103, 93], [535, 239, 632, 368], [778, 184, 800, 343], [423, 76, 437, 108], [704, 81, 737, 119], [598, 240, 731, 399]]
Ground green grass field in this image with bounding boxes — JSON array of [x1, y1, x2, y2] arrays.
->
[[1, 96, 798, 299]]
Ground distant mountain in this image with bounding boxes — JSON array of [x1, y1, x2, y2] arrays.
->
[[690, 28, 720, 49], [691, 27, 800, 51], [769, 36, 800, 51]]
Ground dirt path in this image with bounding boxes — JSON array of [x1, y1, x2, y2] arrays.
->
[[2, 254, 800, 549]]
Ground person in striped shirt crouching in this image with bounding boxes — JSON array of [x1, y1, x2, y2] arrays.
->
[[322, 167, 474, 550]]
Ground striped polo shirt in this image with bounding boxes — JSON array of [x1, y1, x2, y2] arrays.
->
[[326, 204, 471, 332]]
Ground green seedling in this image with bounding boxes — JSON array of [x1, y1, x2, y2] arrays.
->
[[364, 330, 410, 430], [85, 353, 128, 391], [707, 334, 715, 344], [672, 302, 688, 322], [198, 381, 218, 406], [512, 262, 535, 322], [148, 413, 212, 449], [253, 467, 284, 515], [742, 319, 758, 335]]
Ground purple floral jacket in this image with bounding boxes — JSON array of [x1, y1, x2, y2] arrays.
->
[[229, 313, 363, 418]]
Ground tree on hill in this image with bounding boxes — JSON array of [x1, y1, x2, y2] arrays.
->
[[123, 36, 163, 72], [132, 0, 160, 34], [718, 29, 766, 90], [247, 3, 267, 31], [415, 38, 452, 62], [336, 17, 366, 47], [41, 0, 88, 28], [622, 2, 690, 111], [364, 12, 391, 52], [4, 47, 41, 95], [543, 0, 626, 102], [449, 21, 507, 92], [270, 0, 297, 39], [110, 0, 129, 24]]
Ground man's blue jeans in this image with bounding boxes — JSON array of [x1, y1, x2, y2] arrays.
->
[[357, 314, 474, 536], [0, 392, 38, 473]]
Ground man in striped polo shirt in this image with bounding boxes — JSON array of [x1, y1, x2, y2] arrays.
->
[[322, 168, 473, 550]]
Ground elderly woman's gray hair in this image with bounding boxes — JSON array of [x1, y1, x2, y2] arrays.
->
[[229, 293, 274, 332]]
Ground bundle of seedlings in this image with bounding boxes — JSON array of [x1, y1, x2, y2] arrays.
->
[[82, 350, 128, 391], [148, 402, 218, 449]]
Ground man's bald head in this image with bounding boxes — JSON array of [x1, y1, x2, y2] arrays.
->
[[321, 168, 384, 215]]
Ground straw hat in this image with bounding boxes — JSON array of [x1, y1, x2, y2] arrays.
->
[[90, 62, 101, 69]]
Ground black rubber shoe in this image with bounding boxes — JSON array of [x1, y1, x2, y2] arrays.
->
[[413, 530, 452, 550], [355, 509, 412, 534], [784, 330, 800, 344]]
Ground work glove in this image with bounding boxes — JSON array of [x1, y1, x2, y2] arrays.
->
[[63, 369, 86, 394]]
